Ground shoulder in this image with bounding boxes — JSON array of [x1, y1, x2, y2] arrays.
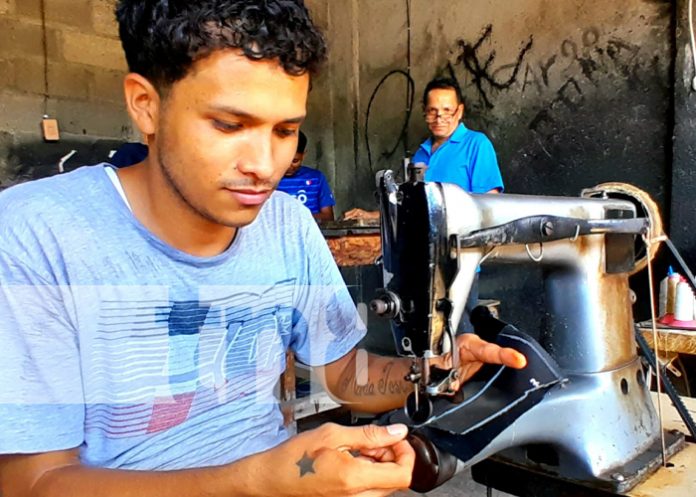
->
[[0, 166, 108, 257], [1, 166, 101, 219], [462, 128, 494, 149]]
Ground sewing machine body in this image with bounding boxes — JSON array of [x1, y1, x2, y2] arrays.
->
[[373, 170, 683, 492]]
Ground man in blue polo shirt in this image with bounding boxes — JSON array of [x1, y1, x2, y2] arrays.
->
[[413, 77, 503, 194], [277, 131, 335, 221], [413, 77, 503, 333]]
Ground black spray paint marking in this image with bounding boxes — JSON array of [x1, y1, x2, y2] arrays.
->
[[455, 24, 534, 109]]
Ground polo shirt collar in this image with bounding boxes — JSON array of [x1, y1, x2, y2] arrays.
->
[[420, 123, 468, 154]]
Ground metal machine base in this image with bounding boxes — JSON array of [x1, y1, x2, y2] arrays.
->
[[471, 430, 685, 496]]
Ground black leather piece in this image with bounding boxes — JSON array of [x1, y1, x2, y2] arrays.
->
[[407, 431, 459, 493], [384, 324, 566, 490]]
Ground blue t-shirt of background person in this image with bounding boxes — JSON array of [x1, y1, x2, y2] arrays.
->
[[110, 143, 149, 168], [413, 123, 504, 193], [277, 166, 336, 214]]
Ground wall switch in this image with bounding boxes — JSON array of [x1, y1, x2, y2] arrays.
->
[[42, 118, 60, 142]]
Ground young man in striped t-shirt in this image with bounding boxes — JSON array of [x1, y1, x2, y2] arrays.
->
[[277, 131, 335, 221]]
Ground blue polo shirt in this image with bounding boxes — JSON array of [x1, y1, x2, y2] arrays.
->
[[277, 166, 335, 215], [413, 123, 503, 193]]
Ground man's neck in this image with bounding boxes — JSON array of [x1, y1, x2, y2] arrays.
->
[[117, 161, 237, 257], [431, 136, 448, 154]]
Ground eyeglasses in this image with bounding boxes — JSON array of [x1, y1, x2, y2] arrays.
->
[[423, 108, 459, 123]]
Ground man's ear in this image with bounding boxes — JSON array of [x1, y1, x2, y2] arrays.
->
[[123, 73, 161, 136], [457, 102, 465, 120]]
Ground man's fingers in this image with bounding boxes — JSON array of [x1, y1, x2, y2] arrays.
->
[[501, 347, 527, 369], [457, 334, 527, 369], [322, 423, 409, 452]]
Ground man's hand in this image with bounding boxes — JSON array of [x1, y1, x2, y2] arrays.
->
[[432, 333, 527, 390], [259, 423, 415, 497], [342, 208, 380, 221]]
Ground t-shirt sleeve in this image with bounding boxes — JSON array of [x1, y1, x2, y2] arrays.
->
[[469, 136, 504, 193], [290, 216, 366, 366], [317, 172, 336, 209], [0, 247, 85, 454]]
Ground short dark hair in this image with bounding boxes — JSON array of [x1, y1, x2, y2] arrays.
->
[[297, 130, 307, 154], [422, 77, 464, 107], [116, 0, 327, 90]]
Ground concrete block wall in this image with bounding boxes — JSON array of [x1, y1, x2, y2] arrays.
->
[[0, 0, 134, 187]]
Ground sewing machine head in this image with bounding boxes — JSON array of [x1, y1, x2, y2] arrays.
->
[[372, 167, 683, 493]]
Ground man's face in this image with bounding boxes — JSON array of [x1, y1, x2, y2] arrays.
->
[[285, 151, 304, 177], [424, 88, 463, 141], [153, 50, 309, 228]]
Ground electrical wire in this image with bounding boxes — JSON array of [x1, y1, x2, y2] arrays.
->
[[689, 0, 696, 90], [364, 70, 415, 173], [644, 235, 667, 466], [364, 0, 415, 174], [39, 0, 49, 115]]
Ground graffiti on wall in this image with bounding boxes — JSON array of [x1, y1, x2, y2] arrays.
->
[[454, 24, 662, 136], [455, 24, 534, 109]]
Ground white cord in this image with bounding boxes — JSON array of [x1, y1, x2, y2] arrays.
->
[[689, 0, 696, 90]]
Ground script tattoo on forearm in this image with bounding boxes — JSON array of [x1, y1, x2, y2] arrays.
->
[[339, 361, 412, 397]]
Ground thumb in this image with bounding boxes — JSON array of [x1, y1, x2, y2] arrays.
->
[[333, 424, 409, 452]]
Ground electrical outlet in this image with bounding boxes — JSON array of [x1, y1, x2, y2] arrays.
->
[[42, 118, 60, 142]]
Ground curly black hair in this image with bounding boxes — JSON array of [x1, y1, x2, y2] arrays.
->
[[115, 0, 327, 89]]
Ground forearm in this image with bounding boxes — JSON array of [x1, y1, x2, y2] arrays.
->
[[8, 454, 268, 497], [329, 351, 414, 413]]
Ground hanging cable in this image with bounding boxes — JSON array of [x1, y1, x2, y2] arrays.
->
[[689, 0, 696, 90], [364, 0, 415, 174], [364, 70, 415, 173], [39, 0, 49, 115]]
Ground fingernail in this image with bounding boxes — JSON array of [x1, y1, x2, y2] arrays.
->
[[386, 424, 408, 437]]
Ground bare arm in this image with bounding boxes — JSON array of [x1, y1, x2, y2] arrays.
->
[[0, 448, 261, 497], [0, 423, 415, 497], [313, 206, 334, 222], [317, 349, 414, 413], [318, 334, 527, 414]]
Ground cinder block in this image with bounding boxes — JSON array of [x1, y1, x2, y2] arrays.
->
[[12, 58, 90, 100], [48, 62, 90, 100], [0, 90, 46, 134], [0, 18, 61, 59], [92, 0, 119, 37], [17, 0, 91, 29], [46, 0, 92, 29], [0, 0, 14, 15], [0, 59, 16, 90], [12, 57, 45, 95], [89, 68, 125, 104], [62, 31, 127, 71], [52, 97, 132, 138], [15, 0, 39, 18]]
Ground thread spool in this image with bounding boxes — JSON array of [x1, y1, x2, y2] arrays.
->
[[666, 272, 680, 315], [659, 276, 668, 316], [674, 281, 695, 322]]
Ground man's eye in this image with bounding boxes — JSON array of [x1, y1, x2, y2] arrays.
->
[[275, 128, 298, 138], [213, 120, 241, 132]]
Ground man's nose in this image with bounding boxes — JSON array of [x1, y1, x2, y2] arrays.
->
[[236, 132, 274, 181]]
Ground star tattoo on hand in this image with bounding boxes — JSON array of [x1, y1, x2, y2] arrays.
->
[[296, 452, 316, 477]]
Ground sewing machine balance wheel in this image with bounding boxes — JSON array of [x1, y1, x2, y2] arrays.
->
[[581, 182, 664, 275]]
